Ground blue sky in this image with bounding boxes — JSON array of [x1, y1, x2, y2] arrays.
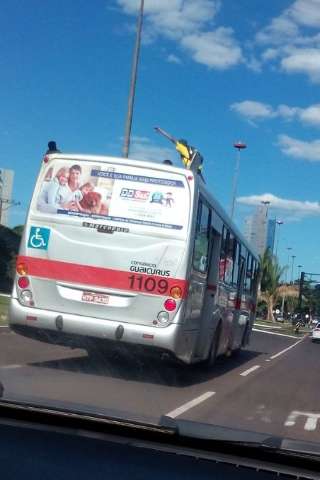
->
[[2, 0, 320, 277]]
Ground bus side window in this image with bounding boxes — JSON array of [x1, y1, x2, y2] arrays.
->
[[224, 232, 234, 285], [219, 226, 228, 281], [232, 241, 240, 287], [193, 199, 211, 273], [245, 254, 253, 292], [238, 247, 248, 291]]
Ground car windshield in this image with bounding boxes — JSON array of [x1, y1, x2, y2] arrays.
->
[[2, 0, 320, 456]]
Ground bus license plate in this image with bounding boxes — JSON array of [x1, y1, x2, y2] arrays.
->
[[82, 292, 109, 305]]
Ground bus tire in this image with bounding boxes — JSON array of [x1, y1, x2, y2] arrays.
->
[[205, 322, 221, 368], [232, 323, 249, 356]]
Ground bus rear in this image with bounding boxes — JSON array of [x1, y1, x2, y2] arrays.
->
[[9, 154, 193, 361]]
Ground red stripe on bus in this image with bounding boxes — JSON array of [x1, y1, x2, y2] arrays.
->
[[206, 284, 217, 292], [17, 256, 188, 298]]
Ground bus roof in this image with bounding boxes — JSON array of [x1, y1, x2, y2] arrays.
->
[[45, 153, 190, 176], [45, 153, 259, 261]]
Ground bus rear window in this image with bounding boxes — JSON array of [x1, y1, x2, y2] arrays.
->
[[34, 159, 190, 235]]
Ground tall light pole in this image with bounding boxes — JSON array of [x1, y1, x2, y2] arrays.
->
[[275, 220, 284, 258], [230, 141, 246, 220], [261, 200, 271, 217], [122, 0, 144, 158], [286, 247, 292, 283], [297, 264, 303, 280], [291, 255, 296, 284]]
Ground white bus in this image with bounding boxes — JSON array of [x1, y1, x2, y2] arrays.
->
[[9, 150, 259, 365]]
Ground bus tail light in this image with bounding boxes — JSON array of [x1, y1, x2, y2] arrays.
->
[[19, 290, 34, 307], [164, 299, 176, 312], [157, 311, 169, 326], [170, 286, 182, 299], [17, 262, 28, 275], [18, 276, 29, 289]]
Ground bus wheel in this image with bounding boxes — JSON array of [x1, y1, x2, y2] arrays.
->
[[205, 323, 221, 368], [232, 323, 249, 356]]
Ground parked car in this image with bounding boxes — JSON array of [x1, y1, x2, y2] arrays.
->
[[311, 323, 320, 342]]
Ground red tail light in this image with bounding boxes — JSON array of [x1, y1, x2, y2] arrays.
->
[[164, 299, 176, 311], [18, 276, 29, 289]]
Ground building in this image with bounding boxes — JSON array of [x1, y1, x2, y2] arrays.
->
[[243, 203, 269, 256], [266, 219, 276, 252], [0, 169, 14, 227]]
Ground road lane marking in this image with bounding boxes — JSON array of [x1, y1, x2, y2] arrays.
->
[[254, 324, 282, 330], [0, 364, 22, 369], [285, 411, 320, 431], [240, 365, 260, 376], [253, 328, 297, 339], [269, 338, 304, 360], [166, 391, 215, 418]]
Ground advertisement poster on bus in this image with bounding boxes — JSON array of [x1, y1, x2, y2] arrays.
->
[[36, 161, 188, 232]]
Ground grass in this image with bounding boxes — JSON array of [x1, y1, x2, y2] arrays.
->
[[0, 294, 9, 326]]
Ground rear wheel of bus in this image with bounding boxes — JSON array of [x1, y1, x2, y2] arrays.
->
[[204, 323, 221, 368]]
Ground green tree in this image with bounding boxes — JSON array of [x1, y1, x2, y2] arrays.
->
[[12, 225, 24, 236], [259, 249, 298, 322]]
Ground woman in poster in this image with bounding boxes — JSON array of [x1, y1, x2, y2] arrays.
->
[[37, 167, 70, 213]]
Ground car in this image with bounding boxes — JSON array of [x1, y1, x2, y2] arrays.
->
[[311, 323, 320, 342], [311, 317, 320, 328]]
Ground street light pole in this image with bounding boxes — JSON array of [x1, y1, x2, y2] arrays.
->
[[291, 255, 296, 284], [230, 141, 246, 220], [122, 0, 144, 158], [297, 264, 303, 280], [286, 247, 292, 283], [275, 220, 284, 258]]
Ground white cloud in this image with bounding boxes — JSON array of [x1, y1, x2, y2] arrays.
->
[[116, 0, 243, 70], [129, 136, 177, 163], [276, 104, 300, 120], [278, 134, 320, 161], [237, 192, 320, 219], [230, 100, 275, 121], [289, 0, 320, 28], [299, 104, 320, 125], [281, 48, 320, 83], [167, 53, 182, 64], [231, 100, 320, 127], [255, 1, 320, 82], [181, 28, 243, 69]]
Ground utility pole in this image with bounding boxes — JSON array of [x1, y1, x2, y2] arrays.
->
[[230, 141, 246, 220], [298, 271, 305, 314], [122, 0, 144, 158]]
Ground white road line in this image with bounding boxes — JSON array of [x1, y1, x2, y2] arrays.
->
[[0, 364, 22, 369], [269, 338, 304, 360], [166, 391, 215, 418], [253, 328, 297, 339], [285, 410, 320, 431], [240, 365, 261, 376], [254, 323, 282, 330]]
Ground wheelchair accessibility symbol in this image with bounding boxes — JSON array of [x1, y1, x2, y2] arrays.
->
[[28, 227, 50, 250]]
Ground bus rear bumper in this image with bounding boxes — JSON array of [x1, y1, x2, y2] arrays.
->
[[9, 299, 196, 363]]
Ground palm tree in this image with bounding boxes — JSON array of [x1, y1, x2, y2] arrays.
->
[[259, 249, 298, 322]]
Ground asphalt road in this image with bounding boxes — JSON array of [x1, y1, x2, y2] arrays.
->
[[0, 326, 318, 443]]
